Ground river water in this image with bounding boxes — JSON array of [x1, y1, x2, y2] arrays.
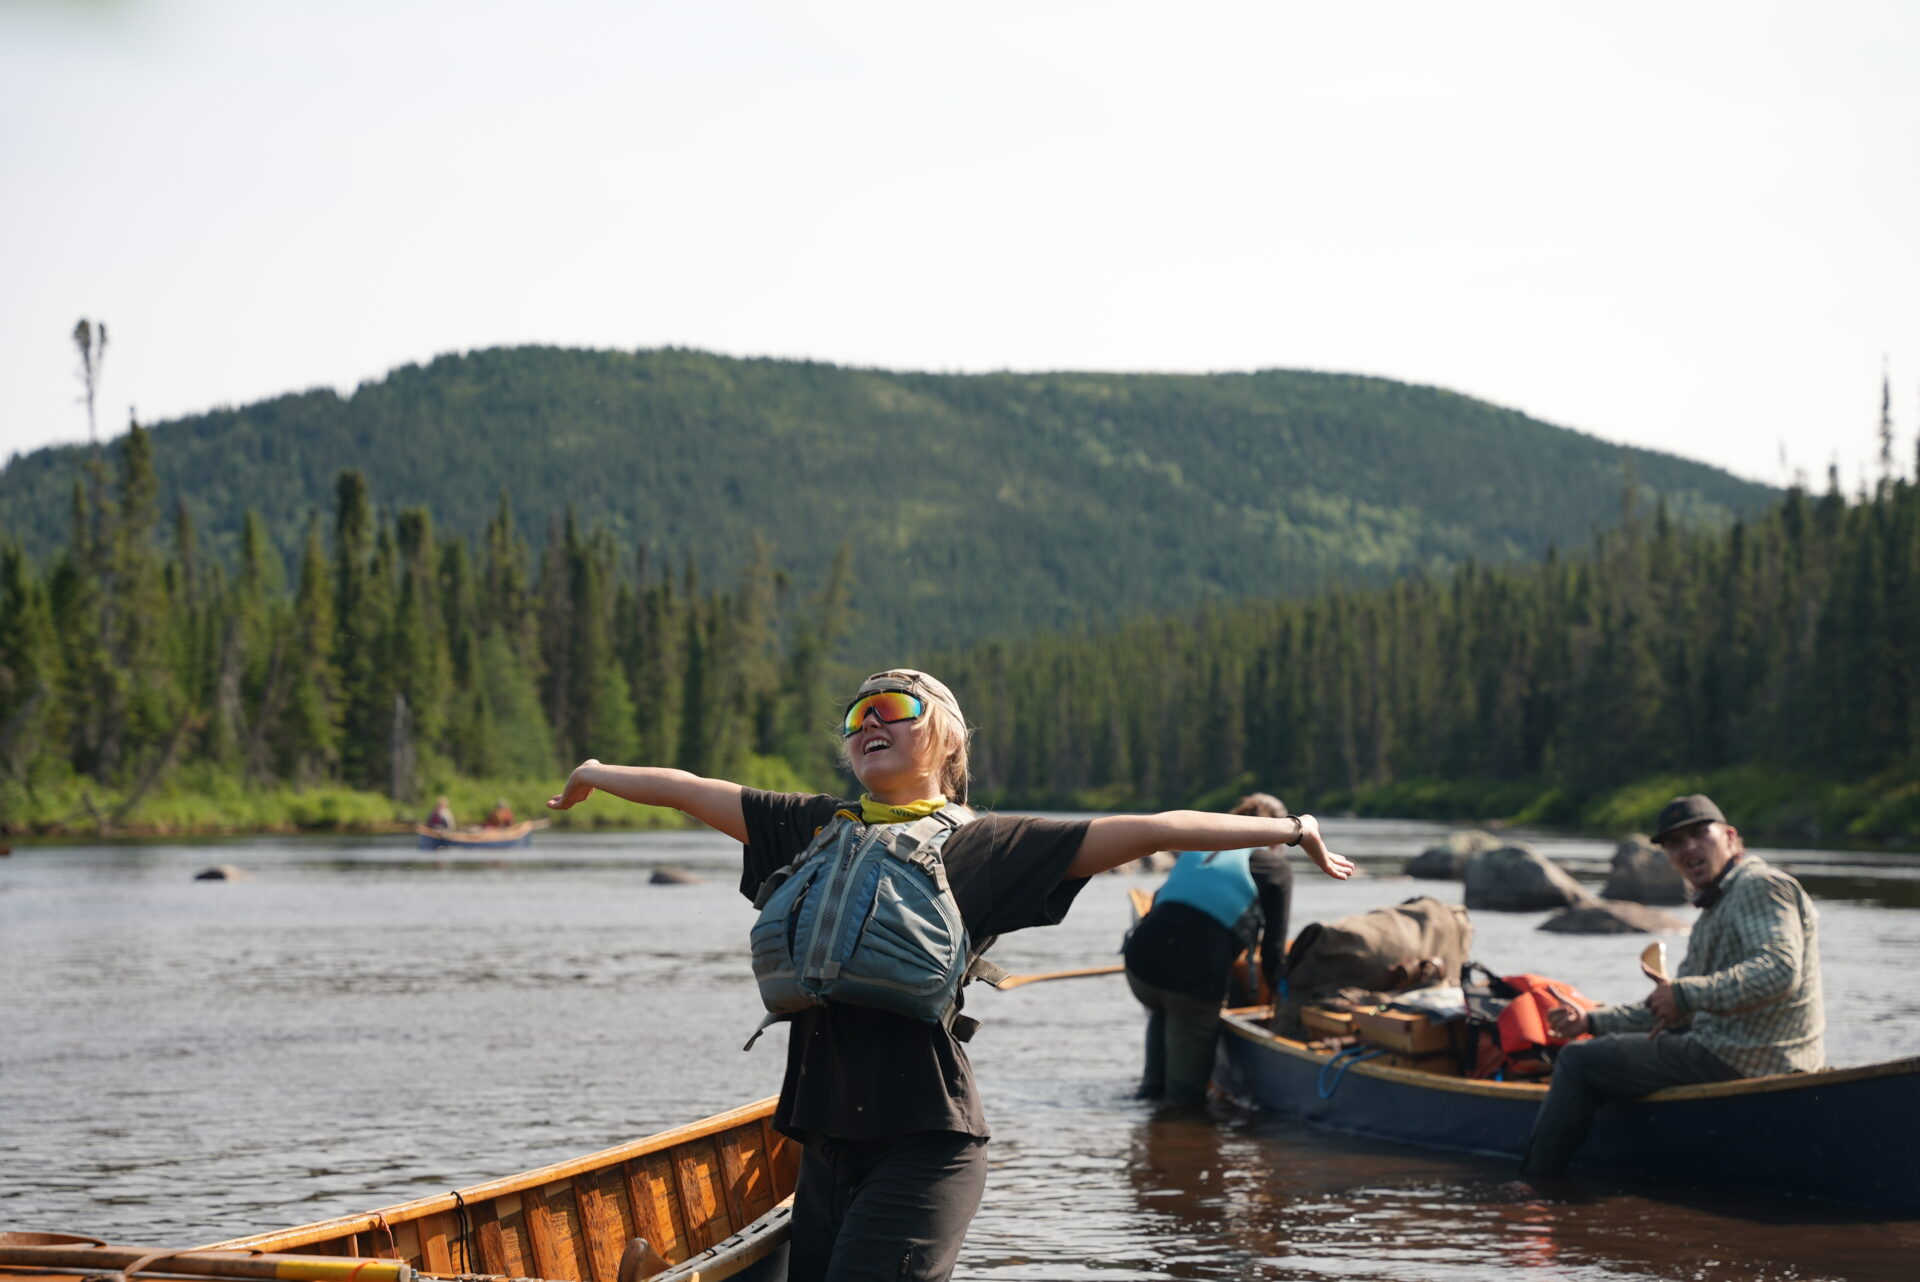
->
[[3, 818, 1917, 1281]]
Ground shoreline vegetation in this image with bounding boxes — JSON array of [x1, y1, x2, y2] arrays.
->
[[8, 762, 1917, 854], [5, 400, 1917, 852], [0, 755, 815, 842]]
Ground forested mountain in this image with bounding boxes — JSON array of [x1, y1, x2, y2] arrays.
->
[[2, 424, 1910, 840], [0, 347, 1775, 649], [945, 476, 1920, 837]]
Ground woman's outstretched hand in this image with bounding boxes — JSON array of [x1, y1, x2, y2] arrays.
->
[[1296, 814, 1355, 880], [547, 759, 602, 811]]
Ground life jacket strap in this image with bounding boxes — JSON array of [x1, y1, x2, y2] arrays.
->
[[965, 954, 1011, 989], [742, 1010, 787, 1052]]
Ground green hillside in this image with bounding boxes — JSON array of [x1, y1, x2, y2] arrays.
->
[[0, 347, 1775, 647]]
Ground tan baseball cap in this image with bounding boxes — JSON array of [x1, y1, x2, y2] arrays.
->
[[851, 669, 964, 722]]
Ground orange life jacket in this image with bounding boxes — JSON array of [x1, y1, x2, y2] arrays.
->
[[1467, 970, 1598, 1079]]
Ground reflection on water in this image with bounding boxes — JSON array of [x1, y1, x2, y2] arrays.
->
[[3, 819, 1917, 1281], [984, 1105, 1920, 1281]]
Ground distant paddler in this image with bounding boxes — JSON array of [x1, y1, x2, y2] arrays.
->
[[1521, 793, 1825, 1179]]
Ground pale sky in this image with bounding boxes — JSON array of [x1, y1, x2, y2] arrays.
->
[[3, 0, 1916, 487]]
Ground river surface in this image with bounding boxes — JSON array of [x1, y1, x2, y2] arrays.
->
[[4, 817, 1918, 1281]]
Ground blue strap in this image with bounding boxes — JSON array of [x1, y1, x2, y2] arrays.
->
[[1316, 1044, 1387, 1100]]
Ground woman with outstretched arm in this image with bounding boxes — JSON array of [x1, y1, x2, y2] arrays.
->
[[549, 667, 1352, 1282]]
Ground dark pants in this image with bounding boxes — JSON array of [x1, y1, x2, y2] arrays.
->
[[789, 1130, 988, 1282], [1521, 1032, 1742, 1175], [1126, 970, 1224, 1108]]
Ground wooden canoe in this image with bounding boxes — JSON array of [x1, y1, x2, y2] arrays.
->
[[0, 1098, 798, 1282], [1214, 1006, 1920, 1212], [415, 819, 548, 851], [204, 1096, 796, 1282]]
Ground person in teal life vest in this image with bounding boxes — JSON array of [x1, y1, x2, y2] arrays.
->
[[1123, 791, 1297, 1107], [548, 670, 1353, 1282]]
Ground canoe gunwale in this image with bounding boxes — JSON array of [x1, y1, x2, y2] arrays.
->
[[645, 1199, 791, 1282], [1221, 1008, 1543, 1100], [0, 1245, 415, 1282], [1219, 1006, 1920, 1103], [202, 1097, 784, 1254]]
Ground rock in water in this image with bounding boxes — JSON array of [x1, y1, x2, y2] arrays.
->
[[1540, 899, 1689, 934], [1405, 829, 1502, 880], [193, 864, 250, 881], [1463, 844, 1590, 911], [1601, 835, 1688, 905], [650, 867, 704, 885]]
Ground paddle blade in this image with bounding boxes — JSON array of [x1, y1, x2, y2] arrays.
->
[[1639, 940, 1669, 981]]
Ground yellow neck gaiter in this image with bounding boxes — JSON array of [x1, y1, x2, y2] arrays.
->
[[837, 795, 949, 825]]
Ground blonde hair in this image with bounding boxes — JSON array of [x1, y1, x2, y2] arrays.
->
[[919, 697, 972, 802]]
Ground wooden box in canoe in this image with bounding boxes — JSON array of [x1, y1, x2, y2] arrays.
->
[[415, 819, 548, 851], [1214, 1006, 1920, 1213], [2, 1097, 797, 1282]]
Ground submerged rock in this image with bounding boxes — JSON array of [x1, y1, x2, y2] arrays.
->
[[193, 864, 250, 881], [1540, 899, 1689, 934]]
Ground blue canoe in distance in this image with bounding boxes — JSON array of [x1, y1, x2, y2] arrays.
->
[[1214, 1007, 1920, 1214], [415, 818, 547, 851]]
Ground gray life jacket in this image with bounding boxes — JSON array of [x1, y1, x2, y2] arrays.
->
[[745, 803, 1007, 1049]]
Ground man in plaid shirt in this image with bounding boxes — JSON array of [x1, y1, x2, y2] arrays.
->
[[1520, 793, 1824, 1177]]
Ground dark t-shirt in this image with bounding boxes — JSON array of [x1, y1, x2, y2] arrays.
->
[[1122, 845, 1292, 1000], [739, 789, 1091, 1142]]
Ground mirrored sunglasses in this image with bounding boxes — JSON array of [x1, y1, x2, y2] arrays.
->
[[842, 690, 925, 737]]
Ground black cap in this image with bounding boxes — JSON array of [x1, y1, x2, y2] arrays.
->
[[1652, 794, 1726, 842]]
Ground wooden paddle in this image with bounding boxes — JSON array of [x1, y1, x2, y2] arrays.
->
[[996, 963, 1125, 990], [997, 885, 1154, 989], [1638, 940, 1676, 1038], [1640, 940, 1670, 981], [0, 1245, 411, 1282]]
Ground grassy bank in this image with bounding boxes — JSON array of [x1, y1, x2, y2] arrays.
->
[[1011, 765, 1920, 850], [0, 755, 824, 839], [1342, 764, 1920, 848], [9, 758, 1917, 850]]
